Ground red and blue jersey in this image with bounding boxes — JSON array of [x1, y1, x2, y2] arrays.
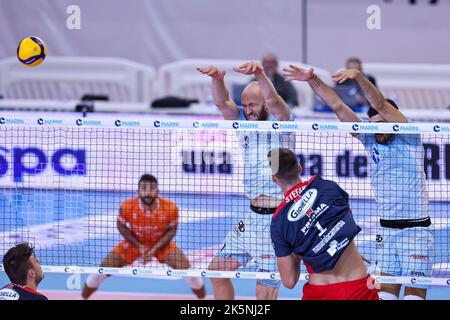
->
[[271, 176, 361, 273], [0, 283, 48, 300]]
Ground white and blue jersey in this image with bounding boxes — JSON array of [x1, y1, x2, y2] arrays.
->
[[271, 176, 361, 273], [237, 107, 295, 200], [356, 133, 429, 221], [357, 132, 433, 285]]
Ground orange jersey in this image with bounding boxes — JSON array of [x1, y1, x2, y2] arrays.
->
[[118, 197, 179, 245]]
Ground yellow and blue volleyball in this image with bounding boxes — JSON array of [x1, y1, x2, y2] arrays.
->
[[17, 36, 47, 67]]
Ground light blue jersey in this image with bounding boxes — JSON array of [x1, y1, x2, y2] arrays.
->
[[356, 133, 429, 220], [236, 107, 295, 200]]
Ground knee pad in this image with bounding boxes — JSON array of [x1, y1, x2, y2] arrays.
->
[[86, 274, 108, 289]]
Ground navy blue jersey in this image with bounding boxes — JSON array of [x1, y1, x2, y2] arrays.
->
[[0, 283, 48, 300], [271, 176, 361, 273]]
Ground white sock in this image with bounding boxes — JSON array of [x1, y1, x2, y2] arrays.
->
[[378, 291, 399, 300], [85, 274, 107, 289], [185, 277, 204, 290], [404, 295, 424, 300]]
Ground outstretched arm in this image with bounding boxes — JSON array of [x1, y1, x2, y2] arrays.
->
[[234, 61, 291, 121], [283, 65, 361, 123], [333, 69, 407, 123], [197, 66, 239, 120]]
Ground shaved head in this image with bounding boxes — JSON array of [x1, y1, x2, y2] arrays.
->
[[241, 82, 268, 121]]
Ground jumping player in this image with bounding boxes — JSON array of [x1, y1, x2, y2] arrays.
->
[[269, 148, 379, 300], [81, 174, 205, 299], [283, 65, 433, 300], [197, 61, 294, 299]]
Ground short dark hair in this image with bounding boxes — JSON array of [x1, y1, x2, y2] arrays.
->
[[346, 57, 362, 65], [138, 174, 158, 186], [3, 243, 35, 285], [268, 148, 301, 183], [367, 98, 399, 118]]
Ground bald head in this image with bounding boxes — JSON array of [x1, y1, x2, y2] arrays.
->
[[241, 82, 268, 121]]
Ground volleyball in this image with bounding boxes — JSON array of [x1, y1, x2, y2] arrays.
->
[[17, 36, 46, 67]]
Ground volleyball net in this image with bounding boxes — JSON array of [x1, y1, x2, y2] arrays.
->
[[0, 114, 449, 286]]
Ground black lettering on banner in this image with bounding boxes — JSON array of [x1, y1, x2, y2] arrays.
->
[[297, 154, 322, 176], [354, 155, 368, 177], [218, 151, 231, 174], [182, 150, 232, 174], [309, 154, 322, 176], [337, 150, 350, 177], [201, 151, 214, 173], [182, 151, 196, 173], [423, 144, 439, 180]]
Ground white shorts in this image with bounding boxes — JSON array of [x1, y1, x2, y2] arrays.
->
[[376, 226, 434, 289], [216, 208, 280, 288]]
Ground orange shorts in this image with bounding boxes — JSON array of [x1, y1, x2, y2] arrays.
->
[[112, 240, 178, 265], [302, 275, 379, 300]]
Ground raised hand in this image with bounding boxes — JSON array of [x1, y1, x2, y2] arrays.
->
[[233, 61, 264, 75], [332, 69, 361, 84], [282, 65, 315, 82], [196, 66, 226, 80]]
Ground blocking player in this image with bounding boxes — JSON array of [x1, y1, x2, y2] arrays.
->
[[197, 61, 294, 299], [269, 148, 379, 300], [283, 65, 433, 300], [1, 243, 47, 300], [81, 174, 206, 299]]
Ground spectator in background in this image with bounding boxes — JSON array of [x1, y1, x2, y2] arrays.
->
[[259, 53, 299, 108], [333, 57, 378, 112], [0, 243, 47, 300]]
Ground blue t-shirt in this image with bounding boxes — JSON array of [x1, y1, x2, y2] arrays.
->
[[271, 176, 361, 273], [236, 107, 295, 200], [356, 133, 429, 220]]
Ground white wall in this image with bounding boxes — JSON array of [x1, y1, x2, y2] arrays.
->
[[0, 0, 449, 73]]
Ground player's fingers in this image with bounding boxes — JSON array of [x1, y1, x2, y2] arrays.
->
[[289, 64, 303, 72]]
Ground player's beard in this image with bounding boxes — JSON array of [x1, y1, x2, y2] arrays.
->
[[375, 133, 393, 145], [246, 108, 268, 121], [140, 196, 157, 206]]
